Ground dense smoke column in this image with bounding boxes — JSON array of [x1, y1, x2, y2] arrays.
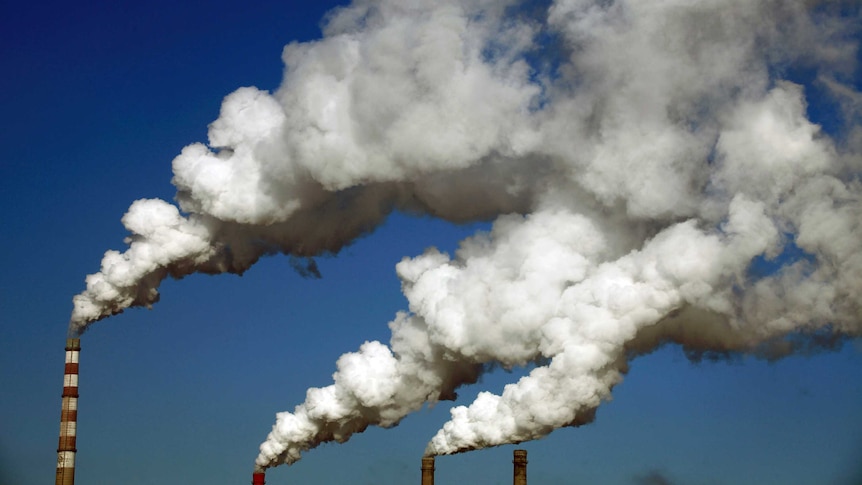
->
[[67, 0, 543, 336], [253, 0, 862, 468], [56, 338, 80, 485], [65, 0, 861, 473]]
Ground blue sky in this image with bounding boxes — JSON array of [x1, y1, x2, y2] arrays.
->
[[2, 1, 861, 484]]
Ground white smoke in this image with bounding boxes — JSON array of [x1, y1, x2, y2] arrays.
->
[[68, 0, 862, 471]]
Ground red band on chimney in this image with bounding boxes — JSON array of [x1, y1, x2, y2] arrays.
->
[[58, 435, 77, 452], [60, 409, 78, 421]]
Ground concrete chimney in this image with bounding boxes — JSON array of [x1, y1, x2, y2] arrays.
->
[[421, 456, 435, 485], [252, 471, 266, 484], [56, 338, 80, 485], [513, 449, 527, 485]]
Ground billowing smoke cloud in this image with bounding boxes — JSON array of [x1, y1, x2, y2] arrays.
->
[[69, 0, 862, 472]]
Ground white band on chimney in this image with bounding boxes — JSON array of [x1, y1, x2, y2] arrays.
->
[[60, 420, 77, 437], [57, 451, 76, 468], [63, 374, 79, 387], [65, 351, 79, 364]]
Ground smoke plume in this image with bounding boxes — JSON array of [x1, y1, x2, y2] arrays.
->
[[69, 0, 862, 471]]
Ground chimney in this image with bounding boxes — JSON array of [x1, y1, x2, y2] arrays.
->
[[513, 449, 527, 485], [56, 338, 80, 485], [421, 456, 435, 485], [252, 471, 266, 484]]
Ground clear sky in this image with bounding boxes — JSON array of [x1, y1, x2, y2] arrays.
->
[[1, 1, 861, 485]]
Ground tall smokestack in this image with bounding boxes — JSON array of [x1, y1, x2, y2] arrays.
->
[[513, 449, 527, 485], [421, 456, 435, 485], [56, 338, 80, 485]]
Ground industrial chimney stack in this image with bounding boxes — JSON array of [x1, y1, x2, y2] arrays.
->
[[513, 449, 527, 485], [56, 338, 80, 485], [421, 456, 435, 485], [252, 471, 266, 484]]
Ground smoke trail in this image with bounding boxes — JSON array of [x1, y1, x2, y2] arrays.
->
[[68, 0, 861, 471]]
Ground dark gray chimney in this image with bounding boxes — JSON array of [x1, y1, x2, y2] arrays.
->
[[513, 449, 527, 485]]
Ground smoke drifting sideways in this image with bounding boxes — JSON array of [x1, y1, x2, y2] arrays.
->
[[68, 0, 862, 472]]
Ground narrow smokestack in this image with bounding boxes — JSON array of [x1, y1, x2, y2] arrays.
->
[[421, 456, 435, 485], [56, 338, 80, 485], [513, 449, 527, 485], [252, 471, 266, 484]]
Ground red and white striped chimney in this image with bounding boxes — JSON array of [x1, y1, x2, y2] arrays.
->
[[56, 338, 80, 485]]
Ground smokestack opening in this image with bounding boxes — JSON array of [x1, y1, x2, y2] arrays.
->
[[252, 471, 266, 485], [513, 449, 527, 485], [421, 456, 435, 485]]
